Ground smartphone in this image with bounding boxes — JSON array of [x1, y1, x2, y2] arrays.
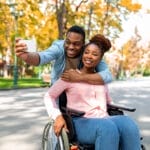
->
[[19, 39, 37, 52]]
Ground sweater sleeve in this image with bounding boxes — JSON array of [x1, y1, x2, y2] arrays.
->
[[44, 79, 69, 119], [104, 84, 112, 104]]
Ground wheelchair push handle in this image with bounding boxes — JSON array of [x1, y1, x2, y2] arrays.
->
[[107, 103, 136, 112]]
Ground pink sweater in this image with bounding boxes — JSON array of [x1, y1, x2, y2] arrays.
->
[[44, 79, 112, 119]]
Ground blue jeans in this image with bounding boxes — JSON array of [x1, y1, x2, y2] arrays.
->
[[72, 115, 141, 150]]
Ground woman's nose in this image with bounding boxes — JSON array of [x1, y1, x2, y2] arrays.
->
[[86, 53, 92, 58]]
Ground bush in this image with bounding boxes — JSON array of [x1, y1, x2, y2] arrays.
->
[[143, 69, 150, 76]]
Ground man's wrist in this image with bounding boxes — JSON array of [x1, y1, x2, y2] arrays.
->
[[26, 52, 40, 66]]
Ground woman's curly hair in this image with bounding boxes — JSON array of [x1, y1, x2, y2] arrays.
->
[[89, 34, 111, 54]]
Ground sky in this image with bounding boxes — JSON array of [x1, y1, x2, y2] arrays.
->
[[116, 0, 150, 48]]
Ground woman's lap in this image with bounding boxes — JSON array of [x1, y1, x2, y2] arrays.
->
[[72, 115, 141, 150]]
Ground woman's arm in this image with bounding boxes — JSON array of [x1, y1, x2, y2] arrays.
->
[[44, 79, 69, 136], [104, 85, 112, 104], [44, 92, 68, 136], [44, 79, 69, 119], [44, 92, 62, 119]]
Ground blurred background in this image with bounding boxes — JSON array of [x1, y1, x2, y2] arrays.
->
[[0, 0, 150, 89]]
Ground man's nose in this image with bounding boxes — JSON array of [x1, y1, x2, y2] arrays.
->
[[68, 43, 75, 49]]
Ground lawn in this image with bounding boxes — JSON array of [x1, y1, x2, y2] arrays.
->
[[0, 78, 49, 89]]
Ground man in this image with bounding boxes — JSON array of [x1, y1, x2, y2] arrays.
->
[[15, 25, 112, 85]]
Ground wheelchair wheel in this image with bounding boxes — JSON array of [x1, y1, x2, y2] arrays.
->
[[60, 128, 70, 150], [141, 144, 146, 150], [42, 120, 70, 150]]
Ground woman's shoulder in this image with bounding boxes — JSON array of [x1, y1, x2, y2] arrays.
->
[[54, 78, 71, 86]]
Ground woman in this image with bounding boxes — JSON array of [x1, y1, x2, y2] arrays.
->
[[44, 34, 141, 150]]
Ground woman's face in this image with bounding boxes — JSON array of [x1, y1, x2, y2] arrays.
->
[[82, 43, 102, 69]]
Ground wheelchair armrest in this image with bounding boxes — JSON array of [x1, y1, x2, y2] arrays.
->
[[107, 103, 136, 112], [67, 107, 85, 117], [61, 106, 85, 117]]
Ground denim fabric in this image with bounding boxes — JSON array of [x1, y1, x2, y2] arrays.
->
[[38, 40, 65, 84], [38, 40, 112, 84], [73, 115, 141, 150]]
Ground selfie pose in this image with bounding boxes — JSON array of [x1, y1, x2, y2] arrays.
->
[[44, 34, 141, 150], [15, 25, 112, 85]]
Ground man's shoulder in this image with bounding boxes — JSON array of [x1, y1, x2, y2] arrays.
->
[[50, 40, 65, 53], [44, 40, 65, 55], [52, 40, 64, 47]]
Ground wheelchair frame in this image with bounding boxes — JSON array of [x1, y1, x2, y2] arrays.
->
[[42, 104, 146, 150], [42, 119, 70, 150]]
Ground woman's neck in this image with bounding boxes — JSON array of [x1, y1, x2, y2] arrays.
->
[[80, 67, 95, 74]]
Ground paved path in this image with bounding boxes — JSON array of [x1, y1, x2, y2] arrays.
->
[[0, 88, 49, 150], [109, 77, 150, 149], [0, 77, 150, 150]]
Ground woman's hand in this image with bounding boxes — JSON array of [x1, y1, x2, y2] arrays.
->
[[53, 115, 68, 136]]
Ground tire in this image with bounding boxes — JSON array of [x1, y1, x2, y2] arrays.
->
[[42, 120, 54, 150], [60, 128, 70, 150], [42, 120, 70, 150], [141, 144, 146, 150]]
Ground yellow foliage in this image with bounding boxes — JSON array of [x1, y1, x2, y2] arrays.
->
[[119, 0, 141, 11], [0, 0, 143, 75]]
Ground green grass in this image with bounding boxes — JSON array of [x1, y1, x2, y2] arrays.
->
[[0, 78, 49, 89]]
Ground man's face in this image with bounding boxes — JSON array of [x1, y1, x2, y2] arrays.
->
[[64, 32, 84, 58]]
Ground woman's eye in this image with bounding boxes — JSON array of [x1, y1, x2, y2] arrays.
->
[[93, 53, 98, 56], [84, 50, 89, 53]]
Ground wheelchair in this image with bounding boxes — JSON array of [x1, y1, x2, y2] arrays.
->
[[42, 102, 146, 150], [42, 119, 70, 150]]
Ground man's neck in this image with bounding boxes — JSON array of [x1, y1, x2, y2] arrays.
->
[[64, 56, 80, 71]]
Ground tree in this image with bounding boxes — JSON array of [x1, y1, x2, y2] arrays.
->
[[0, 0, 142, 78]]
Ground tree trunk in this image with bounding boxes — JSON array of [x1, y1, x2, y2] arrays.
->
[[56, 0, 67, 39]]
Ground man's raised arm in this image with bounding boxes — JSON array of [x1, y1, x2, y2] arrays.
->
[[15, 38, 40, 66]]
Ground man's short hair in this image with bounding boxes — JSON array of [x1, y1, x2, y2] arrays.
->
[[67, 25, 85, 42]]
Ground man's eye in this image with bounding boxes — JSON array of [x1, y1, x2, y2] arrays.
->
[[74, 43, 81, 46], [65, 41, 70, 45], [65, 40, 81, 46]]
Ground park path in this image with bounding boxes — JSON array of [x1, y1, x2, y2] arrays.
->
[[0, 77, 150, 150], [109, 77, 150, 150], [0, 88, 48, 150]]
